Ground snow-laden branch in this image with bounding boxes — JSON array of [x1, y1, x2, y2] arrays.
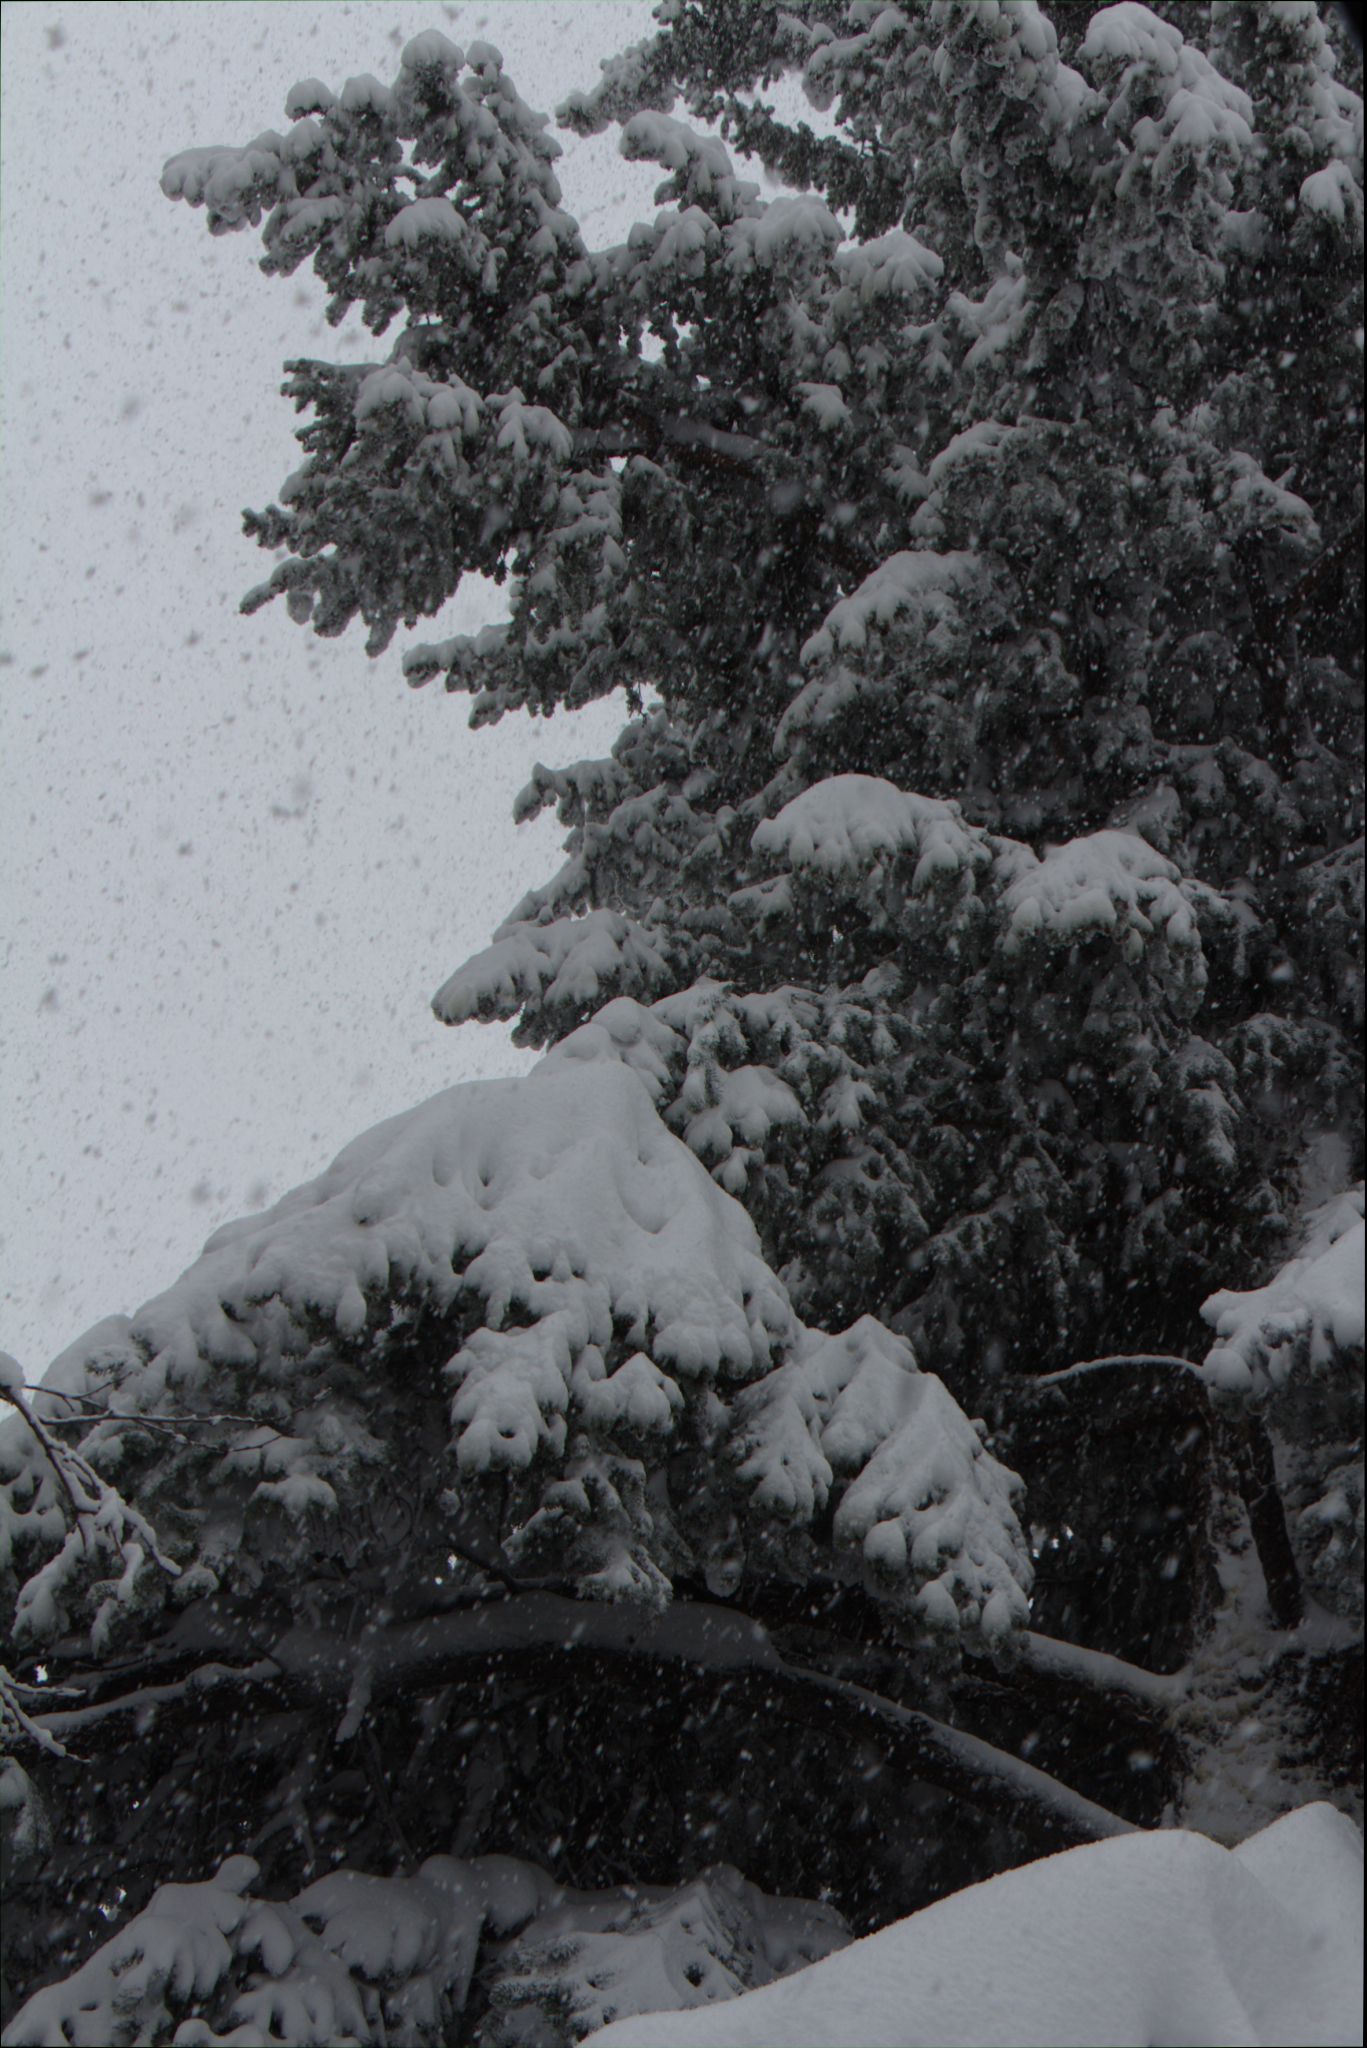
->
[[1018, 1631, 1188, 1710], [0, 1377, 181, 1651]]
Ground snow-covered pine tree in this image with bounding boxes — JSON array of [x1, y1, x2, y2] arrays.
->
[[2, 6, 1361, 2043]]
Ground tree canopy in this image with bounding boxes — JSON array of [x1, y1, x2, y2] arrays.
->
[[2, 5, 1362, 2044]]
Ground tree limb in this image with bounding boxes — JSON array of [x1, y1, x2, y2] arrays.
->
[[32, 1595, 1135, 1848]]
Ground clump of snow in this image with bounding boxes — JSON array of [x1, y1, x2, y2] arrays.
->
[[583, 1804, 1365, 2048], [752, 777, 989, 891], [160, 134, 288, 231], [384, 195, 469, 248], [731, 1318, 1031, 1641], [1201, 1186, 1365, 1400], [432, 908, 673, 1026], [725, 194, 845, 278], [1299, 159, 1362, 228], [799, 551, 980, 664], [1000, 829, 1202, 969], [745, 777, 1219, 1004], [1080, 3, 1254, 191], [834, 227, 943, 302], [1, 1852, 847, 2048]]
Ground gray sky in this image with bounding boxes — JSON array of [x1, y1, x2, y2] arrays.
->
[[1, 1, 659, 1370]]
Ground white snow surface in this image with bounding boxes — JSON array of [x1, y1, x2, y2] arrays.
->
[[1201, 1186, 1365, 1400], [584, 1803, 1365, 2048]]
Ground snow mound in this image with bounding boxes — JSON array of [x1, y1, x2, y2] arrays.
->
[[583, 1804, 1365, 2048], [55, 1061, 792, 1406]]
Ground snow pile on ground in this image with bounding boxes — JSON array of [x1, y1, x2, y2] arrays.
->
[[584, 1804, 1364, 2048]]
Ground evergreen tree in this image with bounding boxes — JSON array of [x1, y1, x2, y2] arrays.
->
[[2, 7, 1361, 2043]]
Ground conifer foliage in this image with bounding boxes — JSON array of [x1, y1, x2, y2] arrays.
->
[[2, 6, 1362, 2043]]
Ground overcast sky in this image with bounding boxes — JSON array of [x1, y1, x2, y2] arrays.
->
[[0, 1, 660, 1371]]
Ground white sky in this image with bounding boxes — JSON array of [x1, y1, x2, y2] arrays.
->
[[0, 0, 660, 1370]]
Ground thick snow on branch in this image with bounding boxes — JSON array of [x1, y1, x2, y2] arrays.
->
[[1201, 1186, 1365, 1401], [1078, 3, 1254, 191], [799, 551, 980, 665], [731, 1319, 1030, 1643], [747, 775, 1220, 1000], [16, 1063, 1030, 1640], [1, 1848, 847, 2048], [752, 778, 988, 891], [583, 1803, 1364, 2048], [433, 910, 674, 1028], [999, 828, 1205, 979], [0, 1365, 180, 1652]]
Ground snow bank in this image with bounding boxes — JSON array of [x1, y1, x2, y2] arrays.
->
[[584, 1803, 1364, 2048]]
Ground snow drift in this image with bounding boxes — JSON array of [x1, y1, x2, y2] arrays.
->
[[584, 1803, 1364, 2048]]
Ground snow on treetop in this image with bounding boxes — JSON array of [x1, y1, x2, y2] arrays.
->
[[752, 777, 989, 893], [1080, 3, 1195, 72], [799, 551, 981, 664], [1201, 1186, 1365, 1401], [283, 77, 335, 118], [398, 29, 465, 77]]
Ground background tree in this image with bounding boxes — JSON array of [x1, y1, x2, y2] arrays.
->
[[2, 5, 1361, 2043]]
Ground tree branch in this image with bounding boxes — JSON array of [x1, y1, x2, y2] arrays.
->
[[32, 1595, 1134, 1848]]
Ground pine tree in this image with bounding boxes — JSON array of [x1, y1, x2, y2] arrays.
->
[[2, 7, 1361, 2043]]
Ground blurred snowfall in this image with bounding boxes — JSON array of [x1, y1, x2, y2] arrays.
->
[[0, 0, 657, 1370]]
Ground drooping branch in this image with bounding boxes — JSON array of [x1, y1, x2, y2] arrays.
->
[[31, 1594, 1135, 1850]]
